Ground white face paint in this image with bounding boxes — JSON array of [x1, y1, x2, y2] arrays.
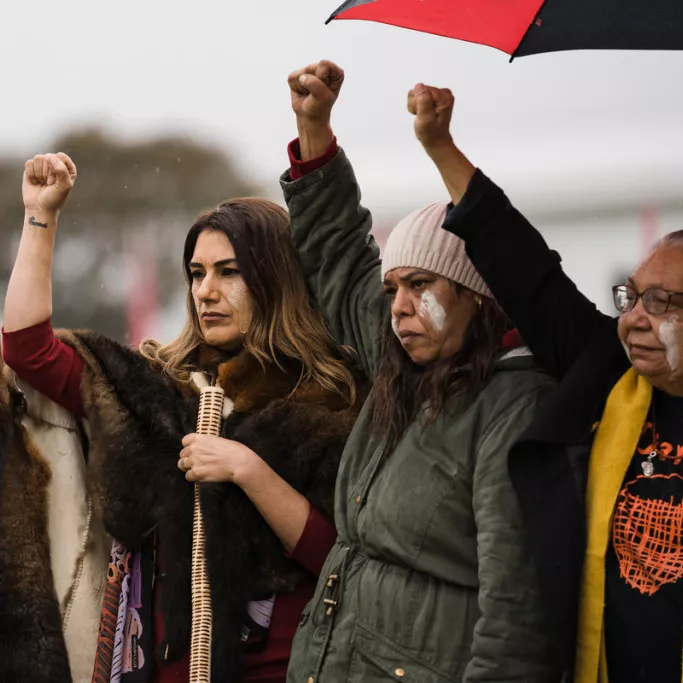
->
[[227, 279, 251, 334], [391, 315, 400, 339], [419, 290, 446, 332], [227, 279, 247, 309], [659, 314, 682, 374]]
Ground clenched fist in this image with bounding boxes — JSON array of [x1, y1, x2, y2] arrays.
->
[[288, 60, 344, 127], [408, 83, 475, 206], [407, 83, 455, 153], [287, 60, 343, 161], [22, 153, 77, 214]]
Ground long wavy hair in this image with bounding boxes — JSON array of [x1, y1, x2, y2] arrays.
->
[[140, 197, 356, 404], [370, 282, 509, 455]]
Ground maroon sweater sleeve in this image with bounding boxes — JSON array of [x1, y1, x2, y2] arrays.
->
[[288, 137, 339, 180], [2, 320, 85, 417], [287, 505, 338, 576]]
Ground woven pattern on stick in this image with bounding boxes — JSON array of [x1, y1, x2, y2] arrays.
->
[[190, 386, 225, 682]]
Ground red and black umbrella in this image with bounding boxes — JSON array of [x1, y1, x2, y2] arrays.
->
[[327, 0, 683, 58]]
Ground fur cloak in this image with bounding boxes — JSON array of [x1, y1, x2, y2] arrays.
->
[[0, 381, 74, 683], [0, 330, 363, 682]]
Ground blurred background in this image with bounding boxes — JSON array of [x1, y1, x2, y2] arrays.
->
[[1, 0, 682, 344]]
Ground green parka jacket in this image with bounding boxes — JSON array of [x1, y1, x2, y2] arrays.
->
[[280, 149, 560, 683]]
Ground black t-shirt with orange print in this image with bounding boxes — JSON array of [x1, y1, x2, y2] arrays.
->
[[605, 389, 683, 683]]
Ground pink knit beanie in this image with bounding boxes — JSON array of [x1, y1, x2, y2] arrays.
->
[[381, 201, 493, 298]]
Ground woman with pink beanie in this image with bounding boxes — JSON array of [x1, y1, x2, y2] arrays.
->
[[279, 61, 560, 683]]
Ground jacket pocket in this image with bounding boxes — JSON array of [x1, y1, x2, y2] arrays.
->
[[350, 624, 462, 683]]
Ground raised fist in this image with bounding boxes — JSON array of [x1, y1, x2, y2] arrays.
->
[[22, 153, 77, 213], [407, 84, 455, 152], [288, 60, 344, 127]]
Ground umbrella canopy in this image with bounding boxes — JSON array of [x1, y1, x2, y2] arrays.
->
[[327, 0, 683, 58]]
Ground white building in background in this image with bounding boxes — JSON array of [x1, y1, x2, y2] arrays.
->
[[526, 200, 683, 314]]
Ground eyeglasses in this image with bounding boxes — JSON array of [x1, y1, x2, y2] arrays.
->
[[612, 284, 683, 315]]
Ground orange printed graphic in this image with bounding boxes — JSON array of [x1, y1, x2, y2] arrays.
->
[[613, 473, 683, 595]]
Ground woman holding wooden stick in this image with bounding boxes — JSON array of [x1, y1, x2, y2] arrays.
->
[[1, 151, 362, 683]]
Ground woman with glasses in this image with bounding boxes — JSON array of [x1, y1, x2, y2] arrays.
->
[[409, 82, 683, 683]]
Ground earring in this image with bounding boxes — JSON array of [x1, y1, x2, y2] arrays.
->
[[476, 297, 483, 310]]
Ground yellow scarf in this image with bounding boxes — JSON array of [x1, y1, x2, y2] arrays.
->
[[574, 368, 652, 683]]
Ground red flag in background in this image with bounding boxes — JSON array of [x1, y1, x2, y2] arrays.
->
[[124, 230, 159, 347]]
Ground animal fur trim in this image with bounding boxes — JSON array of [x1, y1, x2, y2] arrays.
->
[[0, 387, 72, 683], [56, 331, 361, 680]]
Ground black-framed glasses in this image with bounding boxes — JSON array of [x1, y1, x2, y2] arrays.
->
[[612, 284, 683, 315]]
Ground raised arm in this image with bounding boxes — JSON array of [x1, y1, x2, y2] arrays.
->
[[2, 153, 85, 415], [4, 153, 76, 332], [408, 85, 611, 379], [281, 61, 385, 377]]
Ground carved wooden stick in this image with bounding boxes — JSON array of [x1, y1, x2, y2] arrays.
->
[[189, 385, 225, 682]]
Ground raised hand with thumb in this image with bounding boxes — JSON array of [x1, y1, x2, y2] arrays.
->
[[408, 83, 455, 153], [288, 60, 344, 126], [408, 82, 475, 204], [22, 153, 77, 214], [288, 60, 344, 161]]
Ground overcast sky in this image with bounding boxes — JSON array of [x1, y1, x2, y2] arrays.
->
[[1, 0, 682, 216]]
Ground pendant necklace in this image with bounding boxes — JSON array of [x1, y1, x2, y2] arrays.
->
[[642, 397, 659, 477]]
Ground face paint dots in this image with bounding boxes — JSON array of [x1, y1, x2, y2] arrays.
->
[[659, 315, 682, 374], [419, 290, 446, 332]]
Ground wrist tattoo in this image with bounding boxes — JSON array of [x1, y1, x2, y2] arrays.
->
[[28, 216, 49, 228]]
